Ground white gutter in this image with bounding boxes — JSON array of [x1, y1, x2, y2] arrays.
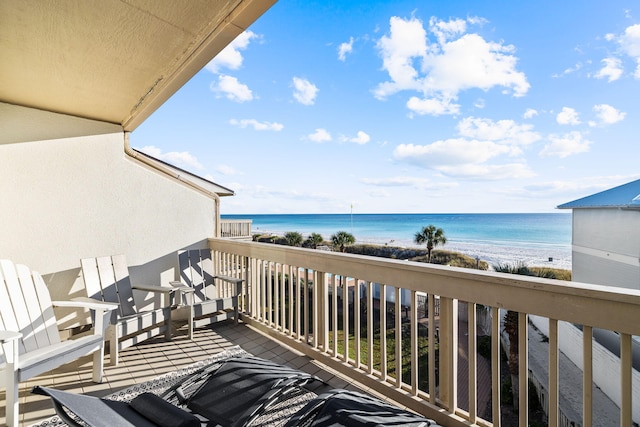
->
[[123, 132, 221, 237]]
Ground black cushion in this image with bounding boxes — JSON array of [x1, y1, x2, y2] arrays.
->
[[131, 393, 200, 427]]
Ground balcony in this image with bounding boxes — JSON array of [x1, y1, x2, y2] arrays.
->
[[220, 219, 253, 240], [206, 237, 640, 427], [6, 238, 639, 427]]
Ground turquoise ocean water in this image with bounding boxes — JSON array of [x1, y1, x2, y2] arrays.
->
[[222, 213, 572, 270]]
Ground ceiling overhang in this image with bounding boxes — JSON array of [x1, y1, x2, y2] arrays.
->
[[0, 0, 276, 132]]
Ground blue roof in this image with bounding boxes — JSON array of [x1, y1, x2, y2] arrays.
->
[[558, 179, 640, 209]]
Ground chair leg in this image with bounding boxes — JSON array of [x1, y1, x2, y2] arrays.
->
[[110, 335, 119, 366], [164, 310, 172, 341], [188, 304, 194, 340], [5, 368, 19, 427], [92, 344, 105, 383]]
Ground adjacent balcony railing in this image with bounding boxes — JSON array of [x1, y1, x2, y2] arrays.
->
[[208, 237, 640, 427], [219, 219, 252, 239]]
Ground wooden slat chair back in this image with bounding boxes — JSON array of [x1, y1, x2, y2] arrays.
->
[[81, 255, 174, 366], [174, 249, 243, 339], [0, 259, 113, 427], [82, 254, 137, 320]]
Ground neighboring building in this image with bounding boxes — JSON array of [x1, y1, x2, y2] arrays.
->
[[552, 179, 640, 423], [558, 179, 640, 291], [0, 1, 276, 327]]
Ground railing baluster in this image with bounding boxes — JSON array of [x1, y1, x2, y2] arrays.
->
[[267, 261, 273, 326], [518, 312, 528, 427], [354, 277, 361, 369], [411, 289, 418, 395], [295, 267, 301, 341], [548, 318, 559, 427], [367, 281, 374, 375], [620, 332, 632, 427], [332, 274, 338, 356], [380, 284, 387, 382], [343, 275, 349, 363], [491, 306, 501, 426], [584, 325, 593, 427], [274, 263, 280, 329], [319, 271, 328, 352], [395, 286, 402, 388], [468, 302, 477, 424], [304, 268, 309, 343], [428, 295, 436, 402], [280, 264, 286, 332]]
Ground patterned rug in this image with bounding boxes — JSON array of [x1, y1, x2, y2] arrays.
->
[[30, 345, 316, 427]]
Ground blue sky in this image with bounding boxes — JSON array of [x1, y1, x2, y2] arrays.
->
[[132, 1, 640, 214]]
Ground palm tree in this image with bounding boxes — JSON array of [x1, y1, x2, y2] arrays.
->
[[413, 225, 447, 262], [331, 231, 355, 252], [284, 231, 303, 247], [304, 232, 324, 249]]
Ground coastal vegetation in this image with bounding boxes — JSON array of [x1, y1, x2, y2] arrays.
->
[[413, 224, 447, 262], [330, 230, 356, 252], [283, 231, 303, 247]]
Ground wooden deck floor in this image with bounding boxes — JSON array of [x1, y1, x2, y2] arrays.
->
[[2, 320, 377, 427]]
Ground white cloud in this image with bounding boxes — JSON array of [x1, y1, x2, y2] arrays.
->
[[210, 75, 254, 102], [395, 139, 512, 166], [406, 96, 460, 116], [341, 131, 371, 144], [292, 77, 319, 105], [374, 16, 427, 95], [435, 162, 534, 180], [619, 24, 640, 78], [374, 16, 529, 116], [540, 131, 592, 158], [556, 62, 583, 77], [138, 146, 203, 170], [216, 165, 238, 175], [457, 117, 540, 145], [523, 108, 538, 119], [205, 31, 258, 73], [360, 176, 458, 190], [594, 57, 623, 82], [591, 104, 626, 126], [556, 107, 581, 125], [338, 37, 354, 61], [307, 128, 332, 143], [229, 119, 284, 131], [392, 138, 532, 179]]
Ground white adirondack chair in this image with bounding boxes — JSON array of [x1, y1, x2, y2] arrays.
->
[[173, 249, 243, 339], [81, 255, 177, 366], [0, 259, 116, 427]]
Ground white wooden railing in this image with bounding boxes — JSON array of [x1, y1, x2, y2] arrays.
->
[[219, 219, 252, 239], [208, 237, 640, 427]]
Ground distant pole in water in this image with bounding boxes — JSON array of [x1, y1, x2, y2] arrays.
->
[[350, 203, 353, 233]]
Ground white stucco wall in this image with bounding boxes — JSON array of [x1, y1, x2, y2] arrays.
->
[[0, 109, 218, 327], [531, 316, 640, 424], [571, 209, 640, 290]]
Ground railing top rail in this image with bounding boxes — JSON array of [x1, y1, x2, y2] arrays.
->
[[209, 238, 640, 335]]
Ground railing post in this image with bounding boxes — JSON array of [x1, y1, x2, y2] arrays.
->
[[439, 296, 458, 412], [316, 271, 327, 351]]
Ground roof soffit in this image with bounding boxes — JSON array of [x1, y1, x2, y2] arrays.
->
[[0, 0, 276, 130]]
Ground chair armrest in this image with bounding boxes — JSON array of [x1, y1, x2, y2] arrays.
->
[[131, 283, 176, 294], [54, 297, 119, 312], [169, 281, 195, 306], [214, 275, 244, 296], [0, 330, 23, 343], [169, 281, 195, 292]]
